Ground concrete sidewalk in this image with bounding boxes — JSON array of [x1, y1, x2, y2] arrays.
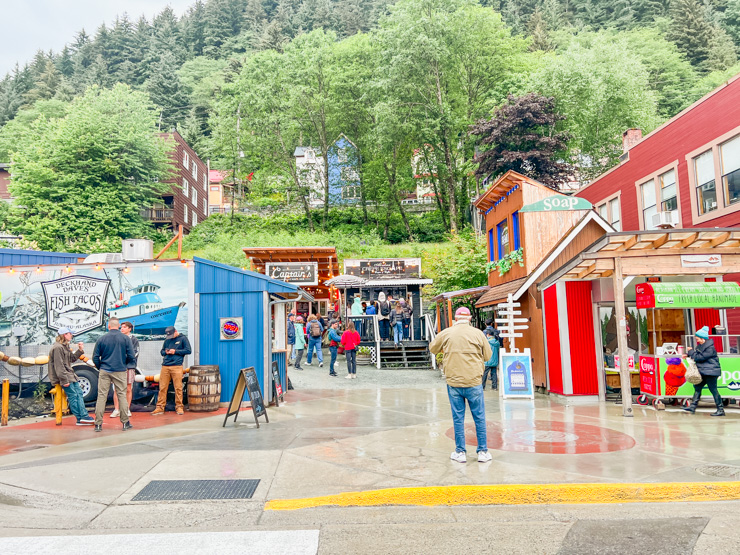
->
[[2, 368, 740, 552]]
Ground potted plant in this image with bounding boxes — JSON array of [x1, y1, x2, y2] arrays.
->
[[356, 345, 372, 365]]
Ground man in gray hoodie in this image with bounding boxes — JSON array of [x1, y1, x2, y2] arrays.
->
[[377, 292, 391, 341]]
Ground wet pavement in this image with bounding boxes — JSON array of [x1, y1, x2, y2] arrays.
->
[[2, 369, 740, 552]]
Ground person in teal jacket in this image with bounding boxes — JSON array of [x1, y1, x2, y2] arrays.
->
[[483, 328, 500, 390], [293, 316, 307, 371]]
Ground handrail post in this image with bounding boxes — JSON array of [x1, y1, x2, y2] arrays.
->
[[374, 315, 381, 369]]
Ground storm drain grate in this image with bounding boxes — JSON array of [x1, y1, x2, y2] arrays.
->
[[11, 445, 49, 453], [132, 479, 260, 502], [695, 464, 740, 478]]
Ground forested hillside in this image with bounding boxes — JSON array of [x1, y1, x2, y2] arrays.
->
[[0, 0, 739, 249]]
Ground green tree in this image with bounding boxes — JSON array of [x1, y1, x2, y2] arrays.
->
[[0, 99, 68, 161], [146, 52, 190, 131], [530, 34, 660, 178], [7, 84, 171, 251], [668, 0, 715, 69]]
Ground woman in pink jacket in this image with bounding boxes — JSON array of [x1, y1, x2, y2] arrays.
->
[[341, 320, 361, 379]]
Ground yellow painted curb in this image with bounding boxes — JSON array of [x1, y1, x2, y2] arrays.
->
[[265, 482, 740, 511]]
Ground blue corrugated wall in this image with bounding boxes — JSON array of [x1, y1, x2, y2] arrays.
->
[[194, 257, 298, 402], [0, 249, 86, 267]]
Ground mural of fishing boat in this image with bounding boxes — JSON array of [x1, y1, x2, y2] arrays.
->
[[107, 283, 185, 336]]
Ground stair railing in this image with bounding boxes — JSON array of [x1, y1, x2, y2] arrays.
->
[[423, 313, 437, 371]]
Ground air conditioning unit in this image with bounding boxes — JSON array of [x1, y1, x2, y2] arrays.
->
[[652, 210, 679, 229], [122, 239, 153, 261], [83, 253, 124, 264]]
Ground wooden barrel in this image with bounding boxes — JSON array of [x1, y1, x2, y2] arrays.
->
[[187, 365, 221, 412]]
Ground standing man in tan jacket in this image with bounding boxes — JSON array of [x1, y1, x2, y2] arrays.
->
[[429, 307, 493, 463]]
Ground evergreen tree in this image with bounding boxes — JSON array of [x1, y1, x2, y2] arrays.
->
[[707, 28, 738, 71], [131, 17, 154, 85], [244, 0, 267, 31], [107, 15, 137, 85], [668, 0, 715, 69], [182, 1, 208, 57], [56, 46, 75, 78], [146, 52, 190, 130], [152, 7, 186, 63], [24, 60, 61, 105], [723, 0, 740, 46], [528, 9, 553, 51]]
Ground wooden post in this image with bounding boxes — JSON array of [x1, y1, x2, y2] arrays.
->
[[436, 302, 441, 333], [177, 224, 183, 259], [1, 379, 8, 426], [612, 257, 633, 417], [447, 299, 453, 329]]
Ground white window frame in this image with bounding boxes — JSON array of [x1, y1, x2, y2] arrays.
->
[[193, 188, 197, 207], [191, 160, 197, 179], [183, 151, 189, 169], [192, 212, 198, 226], [634, 160, 681, 230], [686, 125, 740, 224], [184, 204, 188, 224], [595, 192, 622, 231], [182, 178, 189, 197]]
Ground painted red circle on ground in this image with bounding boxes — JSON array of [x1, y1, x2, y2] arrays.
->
[[445, 420, 635, 454]]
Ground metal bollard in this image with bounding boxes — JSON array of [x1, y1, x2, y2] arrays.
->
[[1, 379, 8, 426], [51, 384, 68, 426]]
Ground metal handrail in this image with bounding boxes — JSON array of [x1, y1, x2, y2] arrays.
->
[[373, 315, 381, 369], [424, 313, 437, 371], [346, 314, 381, 369]]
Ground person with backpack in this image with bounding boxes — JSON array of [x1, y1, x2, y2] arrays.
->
[[287, 312, 296, 366], [327, 320, 342, 377], [483, 328, 500, 390], [390, 302, 405, 347], [305, 314, 324, 367], [341, 320, 361, 379], [377, 291, 391, 341], [293, 316, 306, 371], [401, 298, 413, 340]]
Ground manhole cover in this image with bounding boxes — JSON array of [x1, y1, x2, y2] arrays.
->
[[11, 445, 49, 452], [695, 464, 740, 478], [132, 479, 260, 502]]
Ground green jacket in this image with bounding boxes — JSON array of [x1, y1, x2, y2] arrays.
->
[[485, 337, 500, 368], [294, 324, 306, 349]]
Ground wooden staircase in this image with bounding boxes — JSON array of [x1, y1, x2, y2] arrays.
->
[[378, 340, 433, 370]]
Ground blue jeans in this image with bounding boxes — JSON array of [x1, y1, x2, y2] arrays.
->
[[346, 349, 357, 374], [306, 337, 323, 363], [329, 346, 338, 374], [447, 384, 487, 453], [394, 322, 403, 344], [482, 366, 498, 389], [403, 320, 410, 340], [65, 381, 89, 421]]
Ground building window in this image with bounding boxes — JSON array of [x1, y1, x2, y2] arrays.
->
[[337, 148, 348, 163], [182, 178, 189, 197], [659, 169, 677, 212], [184, 205, 188, 224], [596, 194, 622, 231], [210, 186, 220, 191], [192, 212, 197, 226], [203, 198, 206, 212], [511, 211, 521, 250], [694, 150, 717, 215], [191, 160, 197, 179], [720, 134, 740, 207], [183, 152, 189, 168], [640, 180, 658, 229], [341, 185, 360, 200], [488, 229, 494, 262], [497, 219, 510, 260], [193, 189, 198, 208]]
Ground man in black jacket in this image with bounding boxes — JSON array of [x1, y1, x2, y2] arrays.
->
[[92, 317, 136, 431], [152, 326, 192, 416]]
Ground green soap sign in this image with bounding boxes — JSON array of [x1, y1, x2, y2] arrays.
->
[[659, 356, 740, 398], [519, 195, 593, 213]]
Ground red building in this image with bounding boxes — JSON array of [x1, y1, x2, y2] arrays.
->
[[576, 73, 740, 231], [144, 130, 209, 233]]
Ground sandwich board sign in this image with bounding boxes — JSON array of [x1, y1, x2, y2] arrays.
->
[[500, 349, 535, 399], [223, 367, 269, 428]]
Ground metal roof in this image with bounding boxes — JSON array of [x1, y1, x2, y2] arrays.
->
[[0, 248, 87, 267], [476, 277, 528, 308]]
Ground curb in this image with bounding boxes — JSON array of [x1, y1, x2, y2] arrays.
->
[[265, 482, 740, 511]]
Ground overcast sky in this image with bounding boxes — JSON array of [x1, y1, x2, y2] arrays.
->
[[1, 1, 195, 76]]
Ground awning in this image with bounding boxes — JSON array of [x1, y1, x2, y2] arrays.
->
[[362, 279, 434, 286], [636, 282, 740, 309], [432, 285, 490, 302], [475, 277, 528, 308]]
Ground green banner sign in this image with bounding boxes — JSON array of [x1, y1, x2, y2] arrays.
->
[[656, 356, 740, 398], [636, 282, 740, 309], [519, 195, 593, 213]]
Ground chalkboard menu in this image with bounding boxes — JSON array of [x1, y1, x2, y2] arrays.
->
[[223, 367, 269, 428], [272, 361, 284, 406]]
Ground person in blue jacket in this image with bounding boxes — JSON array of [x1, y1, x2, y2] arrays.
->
[[482, 328, 500, 390], [287, 312, 296, 366], [327, 320, 343, 377]]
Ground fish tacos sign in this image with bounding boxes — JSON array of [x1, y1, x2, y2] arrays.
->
[[42, 276, 110, 334]]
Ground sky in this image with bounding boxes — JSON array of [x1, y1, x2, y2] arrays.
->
[[0, 1, 195, 76]]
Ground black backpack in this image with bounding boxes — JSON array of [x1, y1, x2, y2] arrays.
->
[[310, 321, 322, 337], [380, 301, 390, 316]]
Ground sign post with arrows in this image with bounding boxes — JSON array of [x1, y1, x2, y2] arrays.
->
[[495, 294, 535, 399]]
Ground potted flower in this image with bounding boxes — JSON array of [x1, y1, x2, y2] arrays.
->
[[356, 346, 372, 365]]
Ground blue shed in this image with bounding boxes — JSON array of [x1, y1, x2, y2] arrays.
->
[[193, 257, 313, 402], [0, 248, 87, 267]]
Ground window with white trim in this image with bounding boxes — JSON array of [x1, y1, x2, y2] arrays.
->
[[193, 189, 197, 207], [182, 178, 189, 197], [202, 198, 206, 212], [720, 134, 740, 207], [192, 212, 198, 226], [637, 166, 679, 230], [184, 205, 188, 224], [191, 160, 197, 179], [640, 180, 658, 230], [183, 152, 189, 168], [694, 150, 717, 215], [596, 195, 622, 231]]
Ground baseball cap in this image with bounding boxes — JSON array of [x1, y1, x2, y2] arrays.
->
[[455, 307, 471, 318], [58, 327, 73, 335], [165, 326, 176, 338]]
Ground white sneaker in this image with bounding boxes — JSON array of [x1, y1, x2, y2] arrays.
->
[[319, 362, 324, 367], [478, 451, 492, 463], [345, 374, 353, 379], [126, 409, 132, 417], [450, 451, 467, 463], [352, 374, 357, 379], [110, 409, 120, 418]]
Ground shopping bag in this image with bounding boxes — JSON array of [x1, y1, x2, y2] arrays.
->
[[685, 358, 702, 385], [337, 345, 345, 355]]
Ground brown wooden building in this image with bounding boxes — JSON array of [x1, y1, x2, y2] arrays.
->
[[144, 130, 209, 233], [0, 163, 11, 200], [473, 171, 612, 389]]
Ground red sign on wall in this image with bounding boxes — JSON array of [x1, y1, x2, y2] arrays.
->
[[639, 356, 658, 396]]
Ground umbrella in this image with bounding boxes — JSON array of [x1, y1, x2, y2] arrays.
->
[[324, 274, 367, 319]]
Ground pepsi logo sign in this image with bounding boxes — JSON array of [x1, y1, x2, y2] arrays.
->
[[222, 320, 240, 336]]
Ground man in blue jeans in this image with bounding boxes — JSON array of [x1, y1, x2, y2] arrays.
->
[[47, 327, 94, 425], [429, 307, 493, 463], [305, 315, 324, 367]]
